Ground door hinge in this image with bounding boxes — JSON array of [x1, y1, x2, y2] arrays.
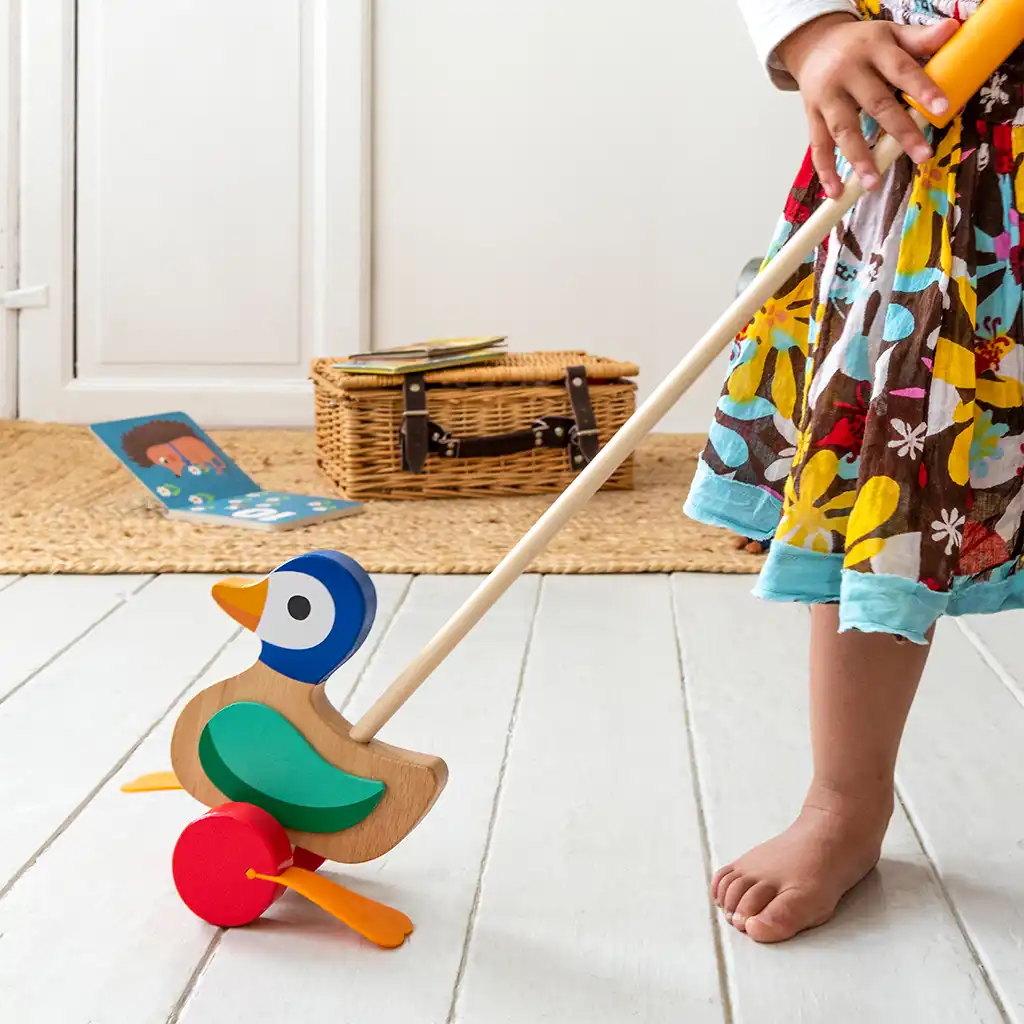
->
[[2, 285, 49, 310]]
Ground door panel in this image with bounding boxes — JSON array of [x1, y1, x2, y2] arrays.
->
[[18, 0, 369, 426], [77, 1, 305, 374]]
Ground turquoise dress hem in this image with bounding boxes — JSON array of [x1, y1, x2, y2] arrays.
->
[[685, 464, 1024, 643]]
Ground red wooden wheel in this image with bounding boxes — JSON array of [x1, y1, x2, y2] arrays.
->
[[172, 802, 293, 927], [292, 846, 326, 872]]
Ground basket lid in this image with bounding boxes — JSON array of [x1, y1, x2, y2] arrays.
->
[[311, 351, 639, 392]]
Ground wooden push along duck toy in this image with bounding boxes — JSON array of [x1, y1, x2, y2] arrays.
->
[[127, 550, 446, 948]]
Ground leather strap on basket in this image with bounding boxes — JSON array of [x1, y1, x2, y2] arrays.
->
[[400, 373, 430, 473], [427, 416, 581, 463], [564, 365, 599, 465], [398, 366, 601, 474]]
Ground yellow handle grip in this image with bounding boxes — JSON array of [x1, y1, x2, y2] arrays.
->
[[907, 0, 1024, 127]]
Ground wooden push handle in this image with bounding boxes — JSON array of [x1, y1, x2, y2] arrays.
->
[[906, 0, 1024, 127], [349, 4, 1024, 745]]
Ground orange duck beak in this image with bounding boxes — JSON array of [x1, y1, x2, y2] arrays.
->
[[211, 576, 269, 631]]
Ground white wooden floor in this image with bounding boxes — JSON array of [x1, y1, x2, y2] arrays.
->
[[1, 572, 1023, 1023]]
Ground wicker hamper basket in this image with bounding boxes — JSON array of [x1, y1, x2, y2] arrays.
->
[[311, 351, 639, 500]]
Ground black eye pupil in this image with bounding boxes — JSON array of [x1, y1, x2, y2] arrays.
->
[[287, 596, 311, 620]]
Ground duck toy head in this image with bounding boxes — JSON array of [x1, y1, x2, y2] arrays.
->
[[210, 550, 377, 685]]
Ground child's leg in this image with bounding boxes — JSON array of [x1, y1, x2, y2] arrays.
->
[[710, 604, 932, 943]]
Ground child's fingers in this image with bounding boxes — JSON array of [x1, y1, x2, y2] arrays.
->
[[847, 69, 933, 164], [873, 41, 950, 119], [807, 111, 843, 199], [822, 96, 880, 190], [890, 18, 960, 62]]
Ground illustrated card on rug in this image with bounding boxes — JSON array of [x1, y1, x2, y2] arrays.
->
[[90, 412, 363, 532]]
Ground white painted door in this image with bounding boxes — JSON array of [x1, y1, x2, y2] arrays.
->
[[17, 0, 370, 426], [0, 0, 16, 418]]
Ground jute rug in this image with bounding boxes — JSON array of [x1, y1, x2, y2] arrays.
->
[[0, 421, 764, 575]]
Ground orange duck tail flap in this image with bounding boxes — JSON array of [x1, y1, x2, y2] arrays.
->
[[246, 866, 413, 948], [121, 771, 183, 793]]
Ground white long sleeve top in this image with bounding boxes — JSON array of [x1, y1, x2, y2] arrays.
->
[[736, 0, 861, 88]]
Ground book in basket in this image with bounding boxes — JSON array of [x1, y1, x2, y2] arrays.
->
[[333, 336, 507, 375], [91, 412, 362, 532]]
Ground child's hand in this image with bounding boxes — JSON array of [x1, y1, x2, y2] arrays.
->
[[777, 13, 959, 198]]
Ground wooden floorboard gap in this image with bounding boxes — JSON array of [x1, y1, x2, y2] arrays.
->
[[893, 786, 1014, 1024], [445, 576, 545, 1024], [670, 578, 735, 1024], [335, 576, 414, 716], [0, 574, 156, 712], [955, 619, 1024, 712], [0, 625, 241, 905], [164, 931, 224, 1024]]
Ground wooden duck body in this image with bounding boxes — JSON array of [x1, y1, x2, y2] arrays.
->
[[171, 662, 448, 864]]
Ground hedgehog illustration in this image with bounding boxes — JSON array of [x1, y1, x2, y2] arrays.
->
[[121, 420, 228, 478]]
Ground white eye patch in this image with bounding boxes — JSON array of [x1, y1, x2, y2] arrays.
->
[[257, 570, 335, 650]]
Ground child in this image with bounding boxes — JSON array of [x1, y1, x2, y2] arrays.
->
[[685, 0, 1024, 943]]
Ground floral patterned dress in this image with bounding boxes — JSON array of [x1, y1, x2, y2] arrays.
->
[[685, 0, 1024, 642]]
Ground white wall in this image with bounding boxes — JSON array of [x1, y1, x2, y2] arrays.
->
[[373, 0, 808, 432]]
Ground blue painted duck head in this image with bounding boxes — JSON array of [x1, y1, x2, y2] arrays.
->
[[210, 550, 377, 685]]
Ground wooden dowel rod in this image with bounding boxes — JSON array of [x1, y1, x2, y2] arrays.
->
[[350, 128, 910, 744]]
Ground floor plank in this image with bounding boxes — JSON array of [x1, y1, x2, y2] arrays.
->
[[455, 575, 725, 1024], [0, 574, 152, 703], [0, 575, 238, 895], [958, 609, 1024, 698], [175, 576, 540, 1024], [0, 576, 411, 1024], [894, 616, 1024, 1022], [673, 575, 1005, 1024], [0, 574, 22, 593]]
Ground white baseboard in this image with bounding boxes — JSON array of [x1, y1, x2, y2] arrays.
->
[[18, 377, 318, 427]]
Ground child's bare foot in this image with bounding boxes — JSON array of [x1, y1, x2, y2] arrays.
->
[[710, 783, 893, 943]]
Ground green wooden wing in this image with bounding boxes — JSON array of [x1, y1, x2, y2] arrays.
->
[[198, 702, 385, 833]]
